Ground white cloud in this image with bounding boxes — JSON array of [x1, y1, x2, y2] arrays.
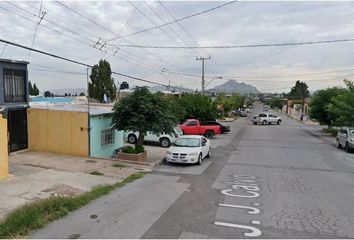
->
[[0, 1, 353, 93]]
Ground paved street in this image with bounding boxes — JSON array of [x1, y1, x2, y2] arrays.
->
[[31, 111, 354, 239]]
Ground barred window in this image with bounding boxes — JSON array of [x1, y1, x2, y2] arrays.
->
[[101, 129, 115, 146], [4, 69, 26, 102]]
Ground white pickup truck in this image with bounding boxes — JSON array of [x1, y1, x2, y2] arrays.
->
[[251, 113, 282, 125]]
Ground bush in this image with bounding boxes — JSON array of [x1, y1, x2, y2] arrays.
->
[[122, 146, 145, 154], [123, 146, 136, 154], [135, 145, 145, 153], [322, 127, 338, 137]]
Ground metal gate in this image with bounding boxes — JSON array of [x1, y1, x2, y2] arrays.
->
[[8, 108, 28, 152]]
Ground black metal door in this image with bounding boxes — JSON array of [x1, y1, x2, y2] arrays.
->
[[8, 108, 28, 152]]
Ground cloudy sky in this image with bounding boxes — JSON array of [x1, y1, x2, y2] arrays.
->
[[1, 1, 354, 93]]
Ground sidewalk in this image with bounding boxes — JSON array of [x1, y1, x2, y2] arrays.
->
[[0, 151, 150, 222]]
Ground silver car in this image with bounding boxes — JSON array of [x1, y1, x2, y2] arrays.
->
[[336, 127, 354, 153]]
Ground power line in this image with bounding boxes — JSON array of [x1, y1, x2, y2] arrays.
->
[[157, 1, 222, 75], [142, 1, 203, 60], [54, 1, 185, 73], [27, 0, 45, 60], [170, 67, 354, 79], [0, 43, 7, 56], [0, 3, 94, 47], [0, 38, 168, 87], [117, 1, 141, 37], [107, 1, 237, 42], [109, 38, 354, 49], [2, 2, 167, 73], [139, 1, 221, 77], [29, 67, 86, 75]]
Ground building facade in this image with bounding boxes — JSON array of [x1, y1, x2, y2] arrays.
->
[[0, 59, 29, 153], [27, 104, 124, 158], [0, 111, 9, 179]]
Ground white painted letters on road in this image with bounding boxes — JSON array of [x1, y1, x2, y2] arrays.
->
[[215, 221, 262, 237], [218, 203, 261, 214], [232, 184, 260, 191], [221, 189, 260, 198]]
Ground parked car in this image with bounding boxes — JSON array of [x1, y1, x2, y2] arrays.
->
[[126, 127, 183, 148], [203, 121, 230, 133], [235, 110, 248, 117], [165, 135, 211, 165], [263, 106, 269, 111], [336, 127, 354, 153], [251, 113, 282, 125], [179, 119, 222, 138]]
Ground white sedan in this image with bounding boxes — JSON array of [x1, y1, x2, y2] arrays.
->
[[165, 135, 211, 165]]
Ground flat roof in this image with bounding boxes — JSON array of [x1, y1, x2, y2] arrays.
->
[[29, 103, 113, 116], [0, 58, 29, 65]]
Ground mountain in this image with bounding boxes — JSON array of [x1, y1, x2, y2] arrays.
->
[[207, 79, 259, 94], [149, 85, 194, 93]]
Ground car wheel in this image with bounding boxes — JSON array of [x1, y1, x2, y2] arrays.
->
[[206, 148, 211, 158], [336, 139, 342, 149], [205, 130, 214, 139], [346, 142, 353, 153], [262, 120, 267, 125], [277, 120, 281, 125], [127, 134, 137, 144], [196, 153, 202, 165], [160, 137, 171, 148], [253, 122, 257, 125]]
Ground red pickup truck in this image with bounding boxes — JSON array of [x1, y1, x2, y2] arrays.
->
[[179, 119, 221, 138]]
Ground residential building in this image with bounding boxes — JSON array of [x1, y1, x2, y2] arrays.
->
[[0, 58, 29, 153], [27, 104, 124, 158]]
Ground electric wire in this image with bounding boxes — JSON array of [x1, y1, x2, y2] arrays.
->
[[107, 1, 237, 42], [0, 38, 169, 87], [109, 38, 354, 49]]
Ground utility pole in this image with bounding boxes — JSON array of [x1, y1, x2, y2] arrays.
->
[[196, 56, 211, 95]]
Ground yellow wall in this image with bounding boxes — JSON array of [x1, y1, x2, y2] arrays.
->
[[0, 114, 9, 179], [28, 108, 89, 157]]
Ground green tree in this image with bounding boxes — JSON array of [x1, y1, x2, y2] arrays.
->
[[289, 81, 310, 113], [28, 81, 33, 95], [111, 87, 178, 147], [328, 80, 354, 127], [33, 83, 39, 95], [89, 59, 117, 103], [308, 87, 344, 126], [162, 94, 186, 122], [29, 81, 39, 95], [269, 97, 284, 110], [177, 93, 217, 121], [215, 93, 245, 117]]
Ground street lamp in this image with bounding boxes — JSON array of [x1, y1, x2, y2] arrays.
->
[[205, 76, 223, 88]]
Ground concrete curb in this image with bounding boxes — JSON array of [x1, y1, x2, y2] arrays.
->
[[89, 156, 164, 169]]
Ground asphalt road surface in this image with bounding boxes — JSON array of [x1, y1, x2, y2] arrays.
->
[[31, 107, 354, 239]]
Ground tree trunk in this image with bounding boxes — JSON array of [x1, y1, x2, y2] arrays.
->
[[136, 132, 145, 147]]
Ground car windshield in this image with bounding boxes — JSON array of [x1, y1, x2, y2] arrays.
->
[[174, 127, 183, 135], [174, 138, 200, 147], [350, 129, 354, 136]]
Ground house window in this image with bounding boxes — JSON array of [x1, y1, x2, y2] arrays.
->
[[4, 69, 26, 102], [101, 129, 114, 146]]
